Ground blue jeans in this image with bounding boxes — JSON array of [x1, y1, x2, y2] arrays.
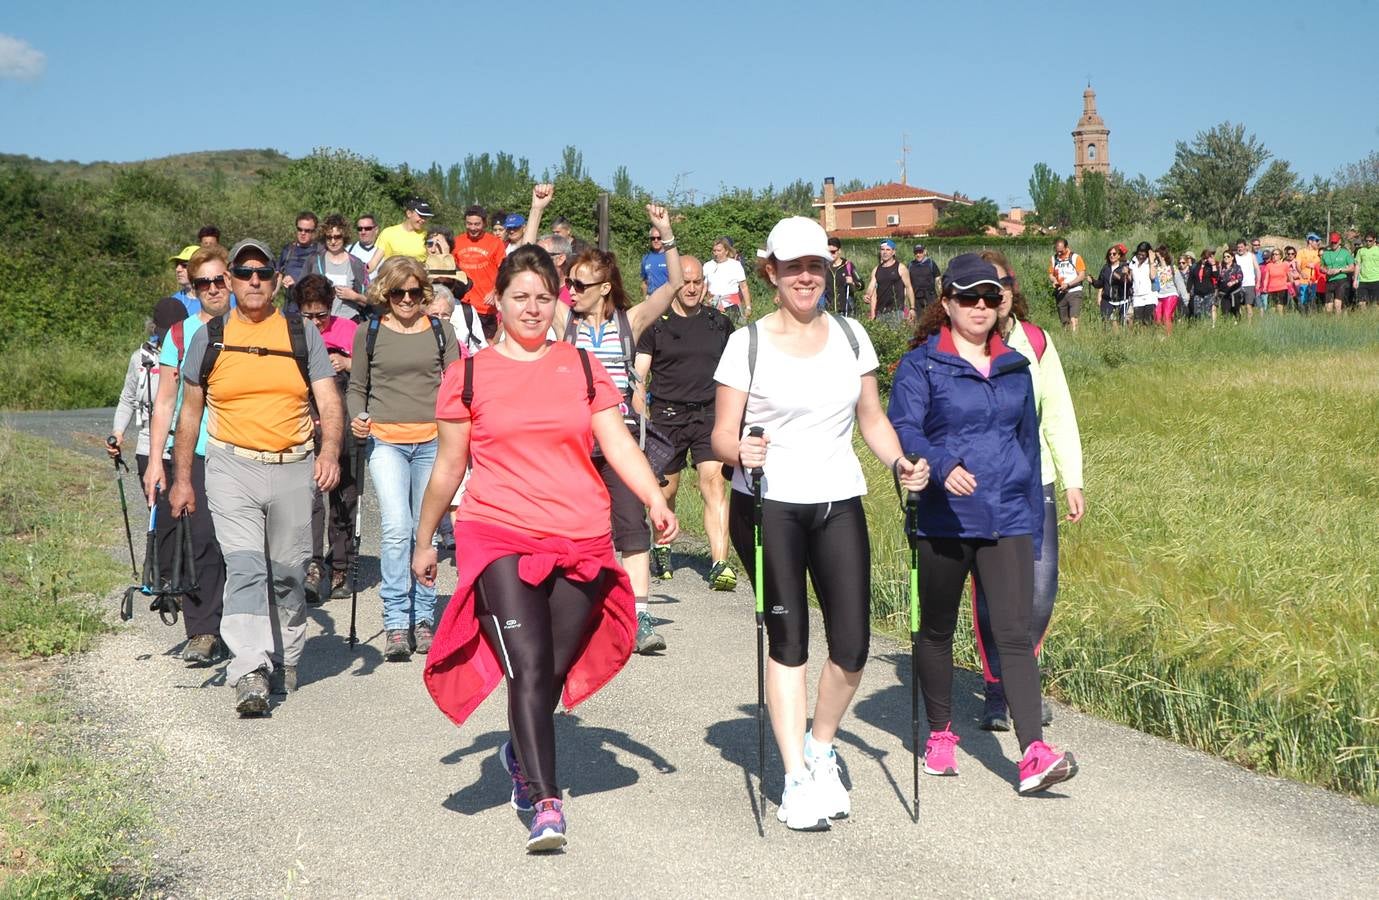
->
[[367, 437, 437, 629]]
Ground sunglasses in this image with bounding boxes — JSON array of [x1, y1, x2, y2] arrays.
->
[[300, 311, 330, 321], [567, 277, 606, 293], [297, 227, 318, 234], [952, 293, 1001, 308], [357, 224, 376, 231], [231, 265, 276, 280], [192, 275, 228, 291], [385, 287, 426, 302], [325, 233, 346, 241], [649, 236, 663, 242]]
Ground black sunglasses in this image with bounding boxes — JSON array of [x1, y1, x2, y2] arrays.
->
[[192, 275, 227, 291], [952, 293, 1001, 308], [385, 287, 426, 302], [300, 311, 330, 321], [231, 265, 276, 280], [567, 277, 606, 293], [325, 233, 346, 241]]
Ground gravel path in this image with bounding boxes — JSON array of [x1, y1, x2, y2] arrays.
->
[[9, 409, 1379, 898]]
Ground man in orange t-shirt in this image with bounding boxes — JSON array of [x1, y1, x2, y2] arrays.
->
[[171, 238, 343, 716], [453, 204, 506, 339]]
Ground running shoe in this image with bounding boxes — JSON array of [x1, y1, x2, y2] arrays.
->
[[804, 741, 850, 820], [634, 611, 666, 654], [1018, 740, 1078, 795], [233, 668, 270, 717], [412, 621, 435, 656], [979, 698, 1011, 732], [651, 545, 673, 581], [924, 726, 960, 776], [526, 798, 567, 852], [384, 629, 412, 661], [500, 740, 534, 812], [707, 560, 737, 592], [776, 772, 830, 831]]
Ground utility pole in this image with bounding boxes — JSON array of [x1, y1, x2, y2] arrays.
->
[[899, 132, 911, 185]]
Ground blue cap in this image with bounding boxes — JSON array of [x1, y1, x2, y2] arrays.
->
[[941, 253, 1002, 294], [1306, 232, 1321, 242], [879, 239, 895, 249], [503, 213, 527, 229]]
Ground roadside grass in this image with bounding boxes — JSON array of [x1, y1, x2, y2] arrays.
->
[[0, 427, 152, 895], [673, 313, 1379, 801], [0, 333, 136, 412]]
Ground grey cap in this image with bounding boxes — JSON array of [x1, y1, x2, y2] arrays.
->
[[228, 238, 274, 266]]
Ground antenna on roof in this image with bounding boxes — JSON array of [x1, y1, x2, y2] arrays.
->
[[898, 132, 911, 185]]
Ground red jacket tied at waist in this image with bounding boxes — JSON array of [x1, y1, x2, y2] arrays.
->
[[423, 520, 635, 727]]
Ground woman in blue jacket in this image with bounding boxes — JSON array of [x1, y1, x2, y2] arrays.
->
[[887, 253, 1078, 795]]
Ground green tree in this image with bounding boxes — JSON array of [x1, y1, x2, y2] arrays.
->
[[1027, 163, 1067, 227], [934, 197, 999, 235], [1162, 122, 1270, 230], [1079, 170, 1109, 229], [611, 165, 635, 200], [1251, 160, 1302, 235]]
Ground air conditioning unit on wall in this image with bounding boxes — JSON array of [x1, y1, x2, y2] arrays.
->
[[886, 214, 900, 226]]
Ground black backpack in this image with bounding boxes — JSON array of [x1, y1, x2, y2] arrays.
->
[[200, 311, 311, 395], [361, 314, 449, 412]]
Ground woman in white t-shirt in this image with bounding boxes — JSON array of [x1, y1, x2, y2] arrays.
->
[[703, 237, 752, 323], [1127, 241, 1159, 326], [711, 216, 928, 833]]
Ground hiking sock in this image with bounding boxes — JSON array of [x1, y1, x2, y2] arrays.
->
[[805, 731, 833, 762], [635, 596, 648, 616]]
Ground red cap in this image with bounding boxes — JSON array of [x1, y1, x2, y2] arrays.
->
[[1329, 231, 1342, 243]]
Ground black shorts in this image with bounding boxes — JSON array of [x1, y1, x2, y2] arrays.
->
[[1357, 281, 1379, 303], [652, 405, 715, 475], [593, 455, 649, 553], [1325, 280, 1351, 304]]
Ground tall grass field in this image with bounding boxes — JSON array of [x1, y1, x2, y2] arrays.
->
[[673, 313, 1379, 801]]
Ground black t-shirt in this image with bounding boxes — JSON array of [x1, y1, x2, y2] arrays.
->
[[635, 307, 733, 406]]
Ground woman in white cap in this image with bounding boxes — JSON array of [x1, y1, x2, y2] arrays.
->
[[711, 216, 929, 831]]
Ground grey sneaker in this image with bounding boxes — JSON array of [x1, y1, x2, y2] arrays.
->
[[234, 668, 270, 716], [413, 621, 435, 656], [651, 546, 673, 581], [182, 634, 222, 666], [269, 665, 298, 696], [304, 561, 326, 605], [384, 629, 413, 661], [634, 611, 666, 654]]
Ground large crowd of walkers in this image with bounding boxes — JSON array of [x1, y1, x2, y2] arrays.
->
[[112, 188, 1097, 853]]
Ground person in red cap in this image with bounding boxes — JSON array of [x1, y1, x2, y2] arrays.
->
[[1320, 232, 1356, 314]]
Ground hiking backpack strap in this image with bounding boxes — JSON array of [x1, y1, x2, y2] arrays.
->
[[363, 315, 381, 411], [461, 355, 474, 408], [199, 314, 226, 387], [427, 314, 447, 372], [171, 319, 186, 364], [459, 302, 480, 352], [576, 348, 596, 403], [828, 312, 861, 358], [284, 310, 311, 389], [1020, 320, 1047, 362]]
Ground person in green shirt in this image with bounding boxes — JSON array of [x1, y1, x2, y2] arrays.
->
[[1354, 233, 1379, 308], [1319, 231, 1356, 313]]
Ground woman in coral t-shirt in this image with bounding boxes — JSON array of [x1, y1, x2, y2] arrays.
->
[[412, 245, 676, 854]]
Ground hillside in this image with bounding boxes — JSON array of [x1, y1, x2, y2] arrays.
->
[[0, 148, 291, 186]]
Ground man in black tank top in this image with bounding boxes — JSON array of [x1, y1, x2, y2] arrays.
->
[[866, 239, 915, 324]]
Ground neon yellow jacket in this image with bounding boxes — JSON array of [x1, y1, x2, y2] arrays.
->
[[1005, 318, 1083, 490]]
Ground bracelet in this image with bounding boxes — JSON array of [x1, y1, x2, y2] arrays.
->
[[660, 239, 677, 250]]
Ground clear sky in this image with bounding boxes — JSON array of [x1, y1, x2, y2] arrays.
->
[[2, 0, 1373, 208]]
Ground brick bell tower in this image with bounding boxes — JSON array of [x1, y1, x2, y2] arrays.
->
[[1072, 85, 1110, 183]]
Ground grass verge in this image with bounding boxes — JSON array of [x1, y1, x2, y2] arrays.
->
[[0, 333, 137, 412], [674, 313, 1379, 801], [0, 427, 152, 895]]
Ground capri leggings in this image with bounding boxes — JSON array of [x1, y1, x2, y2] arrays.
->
[[917, 535, 1044, 750], [474, 555, 607, 801], [727, 491, 871, 671], [594, 455, 650, 553], [973, 484, 1057, 707]]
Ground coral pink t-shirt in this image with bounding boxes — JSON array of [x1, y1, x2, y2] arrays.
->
[[435, 341, 623, 540], [319, 315, 359, 355]]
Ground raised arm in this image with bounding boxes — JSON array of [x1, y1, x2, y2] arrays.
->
[[628, 204, 682, 338], [522, 183, 554, 247]]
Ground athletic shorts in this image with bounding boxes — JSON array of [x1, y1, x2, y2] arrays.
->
[[1056, 288, 1082, 325], [1326, 280, 1351, 305], [652, 407, 715, 476], [1132, 305, 1155, 325], [1239, 285, 1257, 308], [593, 455, 649, 553], [1357, 281, 1379, 303], [1100, 299, 1124, 320]]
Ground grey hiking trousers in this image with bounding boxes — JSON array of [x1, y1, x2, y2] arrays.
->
[[205, 443, 314, 684]]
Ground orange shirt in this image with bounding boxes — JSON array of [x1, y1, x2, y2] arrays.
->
[[199, 312, 318, 452], [1295, 247, 1320, 282], [452, 233, 507, 314]]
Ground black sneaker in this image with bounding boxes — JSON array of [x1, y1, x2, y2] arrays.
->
[[384, 629, 412, 661], [304, 561, 326, 605], [234, 668, 270, 716], [651, 546, 673, 581], [634, 611, 665, 654]]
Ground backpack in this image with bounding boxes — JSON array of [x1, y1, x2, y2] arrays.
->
[[455, 302, 483, 354], [461, 346, 594, 408], [564, 307, 639, 408], [1019, 320, 1047, 362], [200, 311, 311, 395], [361, 314, 448, 412]]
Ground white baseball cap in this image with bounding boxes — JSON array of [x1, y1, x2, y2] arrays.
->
[[762, 216, 832, 263]]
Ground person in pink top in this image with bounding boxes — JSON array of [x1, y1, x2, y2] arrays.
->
[[1259, 248, 1291, 312], [412, 244, 677, 854]]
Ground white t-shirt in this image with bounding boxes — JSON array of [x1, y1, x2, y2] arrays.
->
[[348, 241, 375, 269], [713, 314, 878, 503], [1129, 258, 1156, 306], [703, 258, 747, 300]]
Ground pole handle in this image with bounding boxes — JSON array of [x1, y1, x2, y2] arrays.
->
[[747, 426, 764, 481]]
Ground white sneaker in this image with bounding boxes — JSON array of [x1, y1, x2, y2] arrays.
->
[[805, 746, 850, 820], [776, 772, 830, 831]]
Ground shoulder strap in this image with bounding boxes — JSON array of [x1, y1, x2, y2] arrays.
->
[[1020, 320, 1047, 362], [462, 354, 474, 408], [737, 321, 759, 441], [285, 311, 311, 389], [828, 312, 860, 358], [200, 315, 225, 386], [363, 316, 381, 411], [427, 314, 446, 372], [563, 312, 579, 344], [577, 348, 595, 402], [616, 308, 637, 387], [460, 302, 480, 350]]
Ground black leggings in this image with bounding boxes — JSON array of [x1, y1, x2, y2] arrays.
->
[[474, 555, 605, 801], [727, 492, 871, 671], [917, 536, 1044, 750]]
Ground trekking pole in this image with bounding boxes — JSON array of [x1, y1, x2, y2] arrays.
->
[[107, 436, 138, 578], [748, 425, 766, 825], [348, 412, 370, 649], [904, 453, 922, 824]]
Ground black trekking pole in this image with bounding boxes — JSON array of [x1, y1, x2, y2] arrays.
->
[[107, 436, 138, 578], [904, 453, 922, 824], [748, 425, 767, 826], [348, 413, 370, 649]]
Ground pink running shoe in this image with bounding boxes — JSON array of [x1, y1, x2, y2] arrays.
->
[[924, 726, 960, 776], [1018, 740, 1079, 794]]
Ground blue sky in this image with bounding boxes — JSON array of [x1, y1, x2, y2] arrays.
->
[[2, 0, 1373, 208]]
